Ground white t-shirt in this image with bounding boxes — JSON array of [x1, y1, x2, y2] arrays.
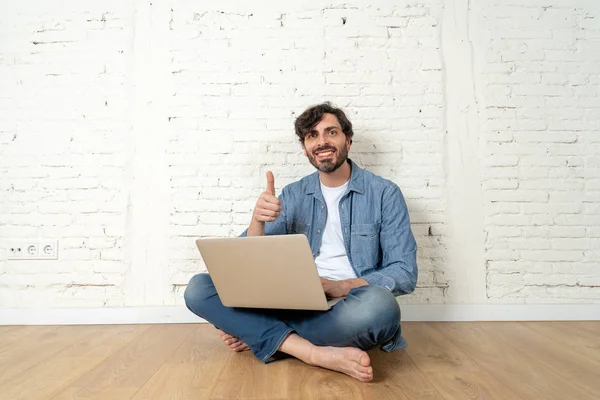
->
[[315, 180, 358, 281]]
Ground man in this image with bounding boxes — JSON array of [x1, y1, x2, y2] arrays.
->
[[184, 102, 418, 382]]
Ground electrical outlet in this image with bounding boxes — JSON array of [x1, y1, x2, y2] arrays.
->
[[26, 244, 38, 257], [7, 240, 58, 260], [8, 245, 23, 259]]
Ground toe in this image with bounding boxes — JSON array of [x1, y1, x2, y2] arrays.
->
[[358, 353, 370, 367], [356, 371, 372, 382], [357, 364, 372, 374]]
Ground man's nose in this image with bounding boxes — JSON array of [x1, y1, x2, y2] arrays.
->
[[316, 133, 328, 147]]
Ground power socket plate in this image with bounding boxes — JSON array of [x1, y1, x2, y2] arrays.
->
[[7, 240, 59, 260]]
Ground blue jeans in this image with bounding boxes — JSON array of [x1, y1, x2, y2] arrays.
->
[[184, 273, 408, 363]]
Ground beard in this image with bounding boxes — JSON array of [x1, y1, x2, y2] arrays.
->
[[307, 144, 349, 173]]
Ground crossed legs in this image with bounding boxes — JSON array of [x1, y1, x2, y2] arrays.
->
[[184, 273, 402, 382]]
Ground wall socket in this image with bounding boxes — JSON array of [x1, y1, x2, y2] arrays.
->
[[7, 240, 59, 260]]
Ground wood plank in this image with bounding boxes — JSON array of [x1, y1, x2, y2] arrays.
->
[[404, 323, 522, 399], [208, 349, 291, 399], [525, 322, 600, 363], [51, 324, 194, 400], [483, 322, 600, 397], [0, 325, 58, 354], [1, 357, 106, 400], [131, 325, 233, 400], [285, 355, 365, 400], [363, 347, 445, 400], [403, 322, 479, 373], [165, 324, 228, 364], [132, 364, 217, 400], [0, 326, 63, 387], [425, 370, 523, 400], [0, 325, 100, 381], [0, 325, 148, 400], [431, 322, 599, 400], [566, 321, 600, 336], [0, 326, 25, 346]]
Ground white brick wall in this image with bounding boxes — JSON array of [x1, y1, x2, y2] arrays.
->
[[0, 0, 132, 307], [481, 0, 600, 303], [0, 0, 598, 310]]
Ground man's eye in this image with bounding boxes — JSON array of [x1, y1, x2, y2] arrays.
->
[[329, 130, 337, 135]]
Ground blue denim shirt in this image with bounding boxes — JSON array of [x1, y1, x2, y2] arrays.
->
[[242, 159, 418, 297]]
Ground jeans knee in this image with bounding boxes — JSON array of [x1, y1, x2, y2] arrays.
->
[[347, 286, 400, 330], [183, 273, 215, 314]]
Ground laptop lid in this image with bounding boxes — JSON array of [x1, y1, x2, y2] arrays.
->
[[195, 234, 330, 311]]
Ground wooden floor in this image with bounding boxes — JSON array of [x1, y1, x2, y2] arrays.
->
[[0, 322, 599, 399]]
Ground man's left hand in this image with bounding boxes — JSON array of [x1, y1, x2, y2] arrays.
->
[[320, 277, 369, 298]]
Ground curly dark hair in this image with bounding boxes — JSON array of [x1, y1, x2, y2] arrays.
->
[[294, 102, 354, 145]]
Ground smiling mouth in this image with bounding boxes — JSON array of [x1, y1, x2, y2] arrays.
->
[[315, 149, 335, 158]]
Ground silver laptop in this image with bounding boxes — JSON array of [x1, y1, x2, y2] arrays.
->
[[195, 234, 344, 311]]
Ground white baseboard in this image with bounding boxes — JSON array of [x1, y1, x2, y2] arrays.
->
[[401, 304, 600, 322], [0, 304, 598, 325]]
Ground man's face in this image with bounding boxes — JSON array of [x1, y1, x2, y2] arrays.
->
[[303, 113, 351, 173]]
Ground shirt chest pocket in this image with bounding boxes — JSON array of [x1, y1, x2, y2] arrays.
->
[[350, 223, 381, 267]]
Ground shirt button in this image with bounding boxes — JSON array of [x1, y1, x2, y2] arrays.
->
[[321, 205, 324, 209], [317, 229, 321, 233]]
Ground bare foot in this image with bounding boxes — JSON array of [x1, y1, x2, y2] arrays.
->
[[217, 329, 250, 352], [309, 346, 373, 382]]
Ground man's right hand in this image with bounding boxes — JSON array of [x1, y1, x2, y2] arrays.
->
[[249, 171, 282, 235]]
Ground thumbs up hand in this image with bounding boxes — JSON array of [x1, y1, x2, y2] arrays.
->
[[252, 171, 282, 224], [266, 171, 276, 196]]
